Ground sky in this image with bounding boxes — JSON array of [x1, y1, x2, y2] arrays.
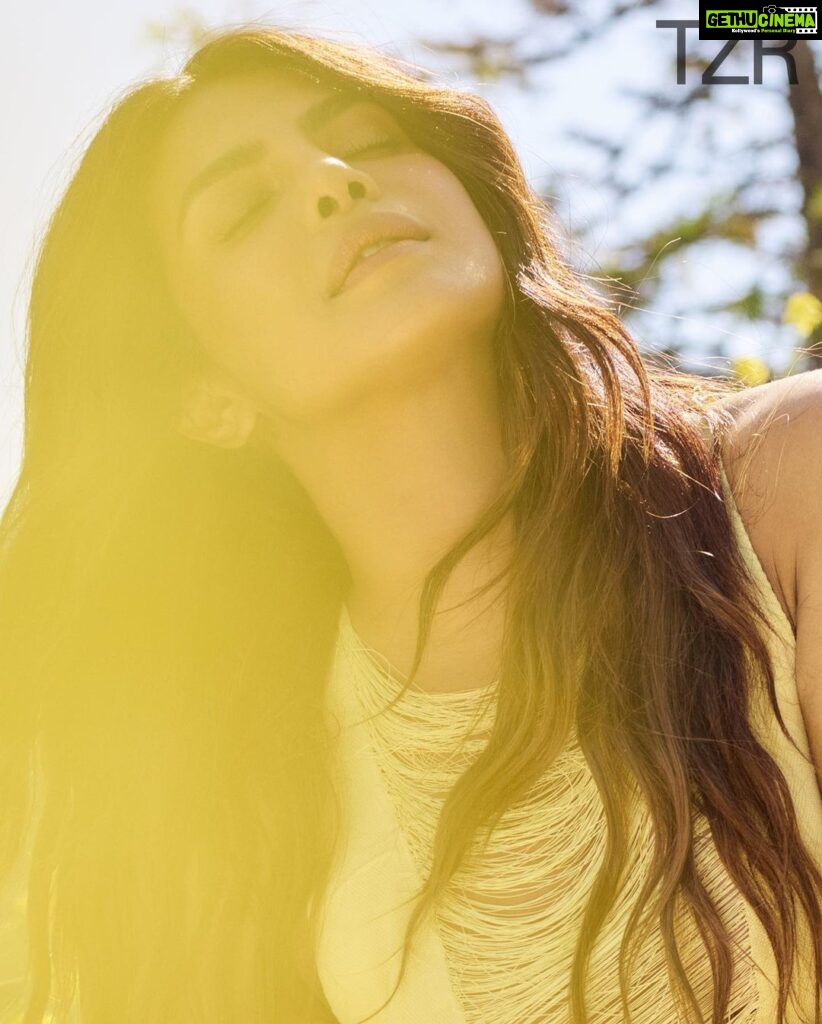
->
[[0, 0, 811, 503]]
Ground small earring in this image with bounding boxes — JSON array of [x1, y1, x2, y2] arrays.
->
[[209, 406, 255, 448], [178, 397, 256, 449]]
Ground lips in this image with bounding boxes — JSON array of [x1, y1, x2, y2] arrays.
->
[[327, 211, 430, 298]]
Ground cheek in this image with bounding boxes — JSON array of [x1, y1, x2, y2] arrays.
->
[[176, 249, 320, 391], [408, 164, 506, 297]]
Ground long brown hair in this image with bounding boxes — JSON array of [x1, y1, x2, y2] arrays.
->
[[1, 25, 819, 1024]]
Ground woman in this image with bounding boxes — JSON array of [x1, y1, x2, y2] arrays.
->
[[0, 24, 819, 1024]]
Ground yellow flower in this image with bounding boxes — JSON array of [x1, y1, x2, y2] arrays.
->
[[783, 291, 822, 338], [731, 356, 770, 386]]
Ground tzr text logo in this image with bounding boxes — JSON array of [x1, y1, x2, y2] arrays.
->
[[656, 20, 799, 83]]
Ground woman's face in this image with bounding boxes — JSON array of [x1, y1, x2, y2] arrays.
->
[[150, 70, 506, 429]]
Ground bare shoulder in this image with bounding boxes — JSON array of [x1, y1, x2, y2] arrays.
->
[[706, 369, 822, 787], [706, 367, 822, 633]]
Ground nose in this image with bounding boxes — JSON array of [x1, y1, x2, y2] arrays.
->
[[305, 157, 379, 225]]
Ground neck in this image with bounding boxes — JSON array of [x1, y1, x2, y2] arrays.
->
[[256, 338, 513, 692]]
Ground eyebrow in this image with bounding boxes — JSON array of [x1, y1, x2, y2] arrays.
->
[[176, 90, 367, 234]]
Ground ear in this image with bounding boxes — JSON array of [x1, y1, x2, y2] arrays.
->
[[178, 370, 258, 450]]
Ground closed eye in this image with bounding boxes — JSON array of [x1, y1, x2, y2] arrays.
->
[[219, 193, 275, 242]]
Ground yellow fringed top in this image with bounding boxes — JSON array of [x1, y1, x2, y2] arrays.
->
[[314, 462, 822, 1024]]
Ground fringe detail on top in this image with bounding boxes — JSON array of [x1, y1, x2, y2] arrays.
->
[[339, 606, 759, 1024]]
